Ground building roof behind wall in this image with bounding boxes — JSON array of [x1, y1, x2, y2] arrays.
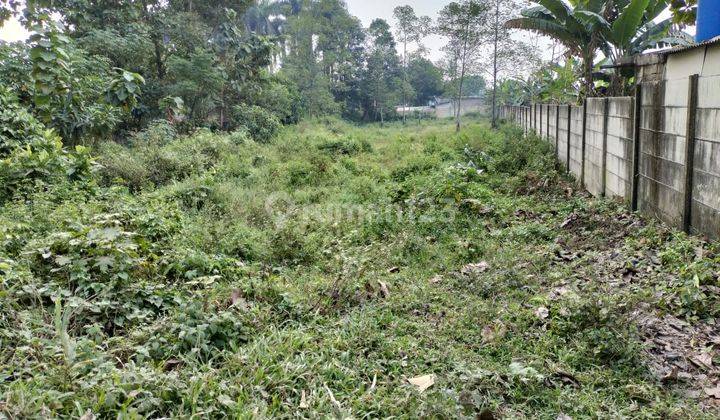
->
[[655, 36, 720, 56]]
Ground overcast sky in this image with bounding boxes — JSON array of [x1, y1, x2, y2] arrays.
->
[[0, 16, 29, 42]]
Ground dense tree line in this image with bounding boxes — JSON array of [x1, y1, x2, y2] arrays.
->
[[0, 0, 456, 146], [0, 0, 701, 146]]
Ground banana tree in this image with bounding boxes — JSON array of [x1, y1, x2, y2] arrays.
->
[[506, 0, 608, 96], [508, 0, 690, 96], [582, 0, 692, 93], [595, 0, 671, 59]]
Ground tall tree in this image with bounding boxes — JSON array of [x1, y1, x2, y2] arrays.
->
[[392, 5, 431, 124], [282, 0, 366, 118], [363, 19, 402, 125], [407, 57, 444, 106], [480, 0, 538, 127], [1, 1, 146, 144], [31, 0, 263, 126], [437, 0, 490, 132]]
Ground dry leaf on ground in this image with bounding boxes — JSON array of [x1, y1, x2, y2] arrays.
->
[[378, 281, 390, 298], [324, 384, 342, 410], [704, 385, 720, 399], [461, 261, 489, 275], [692, 353, 713, 369], [535, 307, 549, 320], [560, 213, 577, 229], [79, 410, 96, 420], [299, 390, 309, 408], [408, 374, 435, 392]]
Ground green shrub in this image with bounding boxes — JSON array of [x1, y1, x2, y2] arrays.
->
[[98, 129, 236, 190], [0, 86, 46, 155], [158, 247, 239, 282], [232, 104, 281, 143], [96, 141, 151, 190], [15, 201, 183, 330], [284, 154, 334, 188], [148, 302, 251, 360], [169, 175, 217, 211], [227, 128, 250, 145], [0, 131, 96, 203], [130, 119, 177, 147], [317, 137, 373, 156], [247, 77, 302, 124]]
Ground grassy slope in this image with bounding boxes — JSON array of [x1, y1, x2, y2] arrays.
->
[[1, 118, 718, 418]]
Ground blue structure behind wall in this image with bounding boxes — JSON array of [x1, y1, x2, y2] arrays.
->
[[697, 0, 720, 42]]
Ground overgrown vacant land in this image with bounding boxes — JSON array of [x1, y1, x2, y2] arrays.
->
[[1, 118, 719, 418]]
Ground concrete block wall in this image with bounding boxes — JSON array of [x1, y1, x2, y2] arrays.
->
[[501, 74, 720, 239], [638, 79, 687, 228], [557, 105, 570, 168], [584, 98, 606, 197], [691, 75, 720, 238], [569, 106, 584, 179], [548, 105, 558, 146], [605, 97, 634, 201]]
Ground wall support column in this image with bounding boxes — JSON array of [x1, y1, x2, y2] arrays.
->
[[631, 85, 643, 211], [566, 104, 571, 173], [580, 98, 588, 188], [546, 104, 550, 141], [555, 104, 560, 160], [601, 98, 610, 197], [682, 74, 699, 233]]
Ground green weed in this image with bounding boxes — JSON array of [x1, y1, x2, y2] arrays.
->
[[0, 117, 716, 418]]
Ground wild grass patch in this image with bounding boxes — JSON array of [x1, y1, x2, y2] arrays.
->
[[0, 117, 717, 418]]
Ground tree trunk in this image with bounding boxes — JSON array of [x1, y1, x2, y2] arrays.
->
[[456, 74, 464, 132], [140, 0, 165, 79], [402, 37, 408, 125], [491, 1, 499, 128], [456, 48, 468, 132]]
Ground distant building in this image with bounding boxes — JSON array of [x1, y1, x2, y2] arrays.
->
[[396, 96, 487, 119], [432, 97, 487, 118]]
